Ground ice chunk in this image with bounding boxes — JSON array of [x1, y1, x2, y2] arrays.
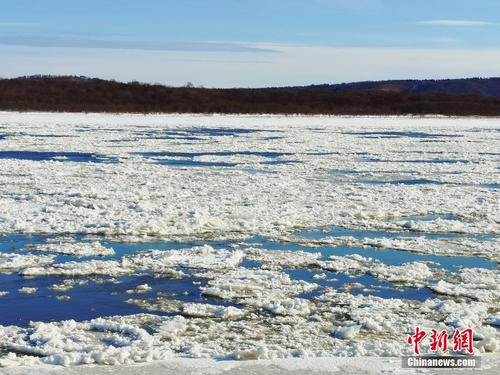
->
[[31, 241, 115, 257], [0, 253, 54, 272], [334, 322, 362, 339], [18, 287, 38, 294], [125, 284, 152, 294]]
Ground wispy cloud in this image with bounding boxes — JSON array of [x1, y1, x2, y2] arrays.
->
[[3, 43, 500, 88], [0, 35, 279, 53], [417, 20, 493, 27]]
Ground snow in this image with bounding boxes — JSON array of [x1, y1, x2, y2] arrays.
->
[[0, 355, 498, 375]]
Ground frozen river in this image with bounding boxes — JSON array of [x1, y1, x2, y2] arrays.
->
[[0, 113, 498, 367]]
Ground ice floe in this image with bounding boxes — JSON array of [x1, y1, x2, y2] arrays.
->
[[244, 248, 322, 270], [18, 287, 37, 295], [20, 245, 240, 277], [0, 253, 54, 272], [126, 299, 245, 319], [429, 267, 500, 302], [30, 241, 115, 257], [0, 315, 169, 366], [318, 254, 439, 287], [125, 284, 152, 294], [291, 235, 500, 262]]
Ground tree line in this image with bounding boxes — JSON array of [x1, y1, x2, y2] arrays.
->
[[1, 76, 500, 115]]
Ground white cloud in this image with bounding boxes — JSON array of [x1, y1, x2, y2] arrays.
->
[[0, 35, 278, 53], [1, 43, 500, 87], [417, 20, 493, 27]]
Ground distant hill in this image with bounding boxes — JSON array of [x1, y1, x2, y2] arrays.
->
[[304, 78, 500, 97], [1, 76, 500, 115]]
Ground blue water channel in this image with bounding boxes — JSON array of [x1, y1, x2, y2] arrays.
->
[[0, 225, 496, 326]]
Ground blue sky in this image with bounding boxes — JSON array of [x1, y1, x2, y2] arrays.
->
[[1, 0, 499, 87]]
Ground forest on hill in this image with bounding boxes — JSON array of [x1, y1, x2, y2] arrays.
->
[[304, 77, 500, 97], [1, 76, 500, 115]]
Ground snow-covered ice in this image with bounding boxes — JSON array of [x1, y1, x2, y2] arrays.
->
[[0, 113, 498, 372], [30, 241, 115, 257]]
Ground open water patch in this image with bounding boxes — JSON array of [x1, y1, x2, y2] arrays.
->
[[137, 151, 300, 168], [288, 269, 435, 302], [134, 127, 266, 140], [0, 273, 208, 326], [335, 178, 447, 186], [361, 157, 471, 164], [293, 226, 497, 271], [345, 131, 463, 139], [0, 151, 116, 164]]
